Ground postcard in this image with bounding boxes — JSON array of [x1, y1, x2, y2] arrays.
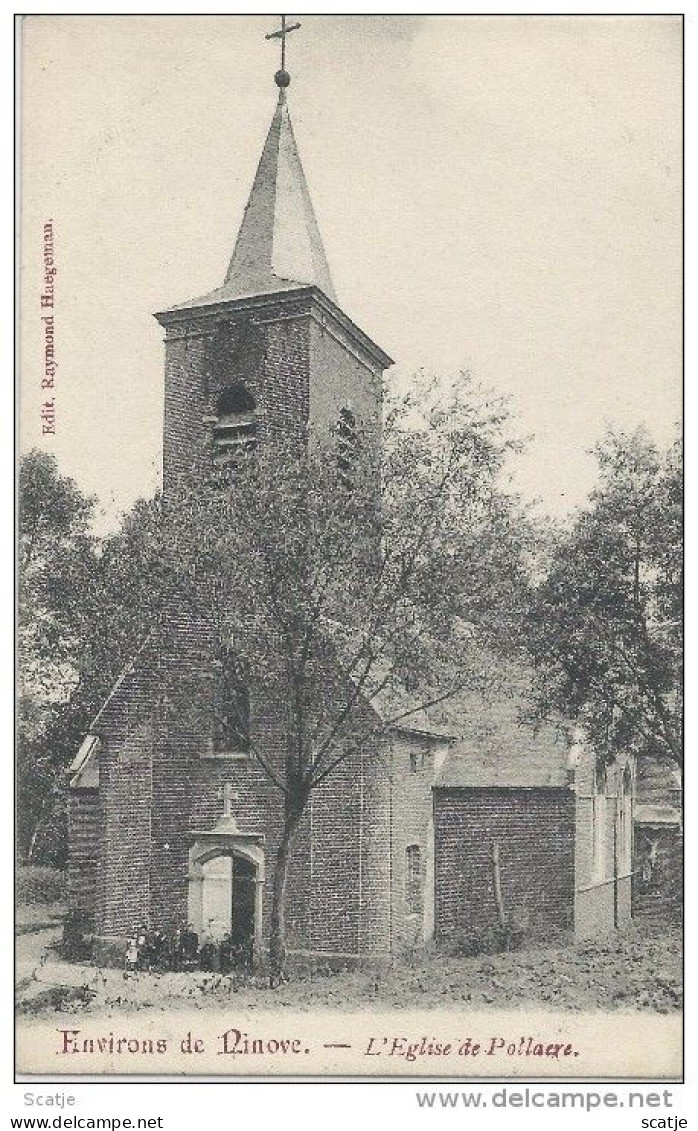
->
[[16, 13, 682, 1080]]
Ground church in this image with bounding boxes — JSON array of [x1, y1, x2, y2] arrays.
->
[[67, 32, 636, 967]]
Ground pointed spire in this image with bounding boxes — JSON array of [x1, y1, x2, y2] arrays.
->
[[224, 88, 337, 303], [162, 87, 337, 316]]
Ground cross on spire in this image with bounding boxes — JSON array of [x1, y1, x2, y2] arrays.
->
[[265, 15, 301, 89]]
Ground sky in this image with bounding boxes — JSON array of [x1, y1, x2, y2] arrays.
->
[[19, 14, 682, 528]]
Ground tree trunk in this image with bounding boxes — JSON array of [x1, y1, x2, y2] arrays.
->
[[269, 806, 302, 986]]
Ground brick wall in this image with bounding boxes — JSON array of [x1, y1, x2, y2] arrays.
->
[[76, 651, 158, 942], [309, 752, 362, 953], [98, 725, 153, 937], [388, 734, 446, 950], [261, 311, 311, 440], [357, 739, 393, 955], [88, 644, 398, 956], [81, 564, 399, 959], [305, 703, 392, 957], [187, 666, 300, 946], [162, 324, 208, 492], [434, 788, 576, 940], [159, 293, 386, 492], [156, 292, 387, 956], [161, 298, 314, 497], [308, 317, 382, 439], [67, 790, 100, 921]]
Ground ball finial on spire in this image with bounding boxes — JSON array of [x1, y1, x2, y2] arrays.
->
[[266, 16, 301, 88]]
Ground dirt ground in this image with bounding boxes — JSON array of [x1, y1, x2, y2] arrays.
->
[[16, 916, 682, 1018]]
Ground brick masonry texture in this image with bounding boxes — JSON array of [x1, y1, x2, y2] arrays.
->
[[67, 790, 100, 916], [433, 788, 576, 937], [98, 724, 153, 936], [388, 734, 443, 949], [83, 622, 405, 954]]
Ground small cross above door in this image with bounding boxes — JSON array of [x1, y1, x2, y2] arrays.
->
[[219, 783, 239, 818]]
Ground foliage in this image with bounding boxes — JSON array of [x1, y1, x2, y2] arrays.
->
[[16, 922, 682, 1016], [17, 452, 98, 862], [19, 451, 97, 701], [121, 926, 251, 974], [17, 450, 164, 863], [165, 373, 531, 775], [16, 865, 65, 906], [59, 908, 94, 962], [448, 918, 526, 958], [527, 428, 682, 769]]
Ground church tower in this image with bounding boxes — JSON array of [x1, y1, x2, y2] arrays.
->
[[154, 51, 392, 495], [69, 25, 399, 964], [146, 33, 393, 950]]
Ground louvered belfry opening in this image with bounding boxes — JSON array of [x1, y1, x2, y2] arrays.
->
[[212, 383, 258, 459]]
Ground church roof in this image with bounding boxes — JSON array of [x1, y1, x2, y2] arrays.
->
[[358, 649, 573, 786], [360, 650, 574, 785], [367, 681, 459, 739], [434, 683, 572, 789], [164, 89, 337, 313]]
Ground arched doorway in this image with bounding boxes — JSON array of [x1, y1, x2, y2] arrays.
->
[[198, 854, 255, 944], [188, 835, 265, 967]]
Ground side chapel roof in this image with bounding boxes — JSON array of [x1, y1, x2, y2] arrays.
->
[[433, 685, 572, 789], [362, 652, 573, 787]]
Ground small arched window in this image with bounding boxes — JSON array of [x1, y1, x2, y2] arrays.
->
[[212, 664, 251, 755], [336, 407, 357, 482], [213, 384, 257, 458]]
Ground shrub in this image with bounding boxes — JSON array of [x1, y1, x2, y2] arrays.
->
[[17, 983, 96, 1015], [59, 908, 93, 961], [124, 926, 255, 974], [16, 865, 65, 906], [449, 917, 526, 958]]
